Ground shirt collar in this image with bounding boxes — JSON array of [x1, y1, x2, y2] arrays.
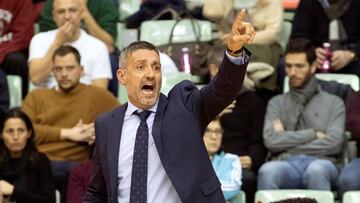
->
[[125, 99, 159, 117]]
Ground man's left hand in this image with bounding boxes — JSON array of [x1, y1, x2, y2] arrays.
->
[[227, 9, 255, 52], [273, 119, 284, 132], [331, 50, 354, 71]]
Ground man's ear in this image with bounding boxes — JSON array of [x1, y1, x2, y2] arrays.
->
[[310, 61, 317, 74], [117, 68, 126, 85], [80, 65, 84, 76]]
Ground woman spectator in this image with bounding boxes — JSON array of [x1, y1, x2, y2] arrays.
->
[[0, 108, 55, 203], [204, 118, 242, 203]]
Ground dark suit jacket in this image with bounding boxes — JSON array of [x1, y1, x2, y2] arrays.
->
[[83, 52, 249, 203]]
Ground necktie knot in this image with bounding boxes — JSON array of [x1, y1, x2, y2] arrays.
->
[[134, 110, 151, 122]]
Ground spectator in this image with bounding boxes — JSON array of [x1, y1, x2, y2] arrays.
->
[[258, 38, 345, 190], [0, 108, 55, 203], [39, 0, 119, 95], [220, 90, 267, 203], [22, 45, 118, 201], [28, 0, 112, 90], [338, 91, 360, 196], [209, 0, 283, 91], [0, 0, 35, 98], [291, 0, 360, 76], [210, 60, 267, 203], [204, 118, 242, 203]]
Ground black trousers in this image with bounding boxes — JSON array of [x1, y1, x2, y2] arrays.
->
[[242, 169, 257, 203]]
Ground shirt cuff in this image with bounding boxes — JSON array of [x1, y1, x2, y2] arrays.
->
[[225, 48, 251, 65]]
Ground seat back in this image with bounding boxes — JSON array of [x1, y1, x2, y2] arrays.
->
[[119, 0, 141, 21], [343, 191, 360, 203], [283, 73, 360, 92], [116, 22, 138, 50], [140, 19, 212, 46], [255, 189, 334, 203], [234, 190, 246, 203], [278, 21, 292, 53], [6, 75, 22, 108]]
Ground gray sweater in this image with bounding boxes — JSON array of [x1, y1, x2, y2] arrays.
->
[[263, 89, 345, 160]]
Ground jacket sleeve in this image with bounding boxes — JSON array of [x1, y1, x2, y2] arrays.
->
[[82, 117, 107, 203], [89, 0, 119, 42], [346, 93, 360, 141], [189, 50, 249, 127], [263, 96, 317, 153], [22, 93, 62, 144], [222, 154, 242, 201], [0, 0, 34, 62], [287, 97, 345, 156]]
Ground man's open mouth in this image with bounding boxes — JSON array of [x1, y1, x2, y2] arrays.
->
[[141, 84, 154, 94]]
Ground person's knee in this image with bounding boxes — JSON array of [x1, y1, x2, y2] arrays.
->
[[4, 52, 27, 64], [303, 160, 336, 189], [338, 172, 354, 189], [304, 160, 334, 178], [258, 162, 285, 181]]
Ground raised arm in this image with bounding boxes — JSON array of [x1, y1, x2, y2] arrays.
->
[[197, 10, 255, 125]]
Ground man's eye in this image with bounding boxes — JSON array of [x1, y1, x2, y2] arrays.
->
[[137, 66, 144, 70]]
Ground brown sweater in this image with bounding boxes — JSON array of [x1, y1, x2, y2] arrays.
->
[[22, 84, 119, 161]]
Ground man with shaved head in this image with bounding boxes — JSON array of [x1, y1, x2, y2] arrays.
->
[[28, 0, 112, 90]]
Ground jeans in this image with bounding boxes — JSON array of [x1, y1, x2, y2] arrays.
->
[[257, 155, 338, 190], [51, 160, 79, 203], [338, 158, 360, 197]]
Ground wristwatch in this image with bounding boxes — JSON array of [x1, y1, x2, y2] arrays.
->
[[227, 47, 243, 57]]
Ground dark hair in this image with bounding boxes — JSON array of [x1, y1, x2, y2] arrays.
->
[[52, 45, 81, 64], [119, 41, 159, 68], [0, 108, 40, 175], [285, 38, 316, 65], [271, 197, 318, 203]]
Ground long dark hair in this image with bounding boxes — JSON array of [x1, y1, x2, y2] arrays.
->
[[0, 108, 40, 176]]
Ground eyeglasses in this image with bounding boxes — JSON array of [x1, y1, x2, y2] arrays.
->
[[205, 128, 223, 136]]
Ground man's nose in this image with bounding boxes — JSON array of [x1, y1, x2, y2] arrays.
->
[[64, 10, 71, 19], [145, 67, 155, 78], [288, 67, 297, 76], [60, 69, 68, 77]]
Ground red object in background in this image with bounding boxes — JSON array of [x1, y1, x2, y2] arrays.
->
[[283, 0, 300, 10], [319, 42, 333, 73]]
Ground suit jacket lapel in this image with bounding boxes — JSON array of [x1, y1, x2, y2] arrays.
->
[[152, 94, 167, 157], [107, 104, 127, 196]]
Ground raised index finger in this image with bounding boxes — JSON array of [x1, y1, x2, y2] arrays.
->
[[234, 9, 246, 26]]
